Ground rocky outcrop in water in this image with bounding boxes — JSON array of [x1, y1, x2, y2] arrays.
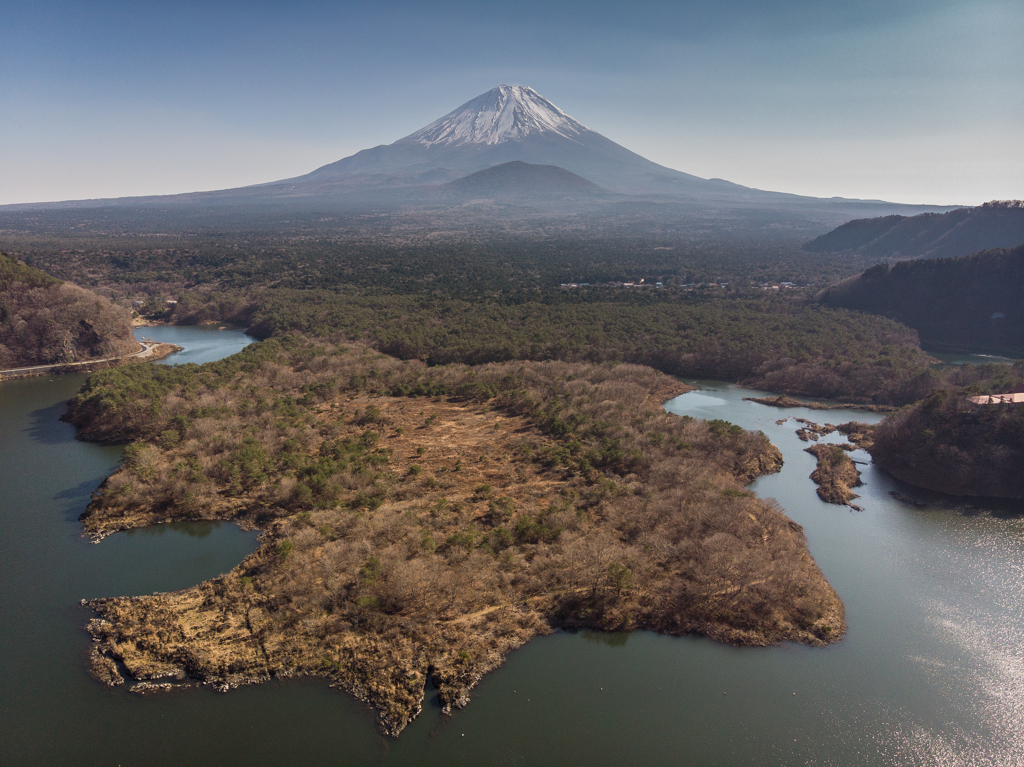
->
[[805, 444, 863, 507]]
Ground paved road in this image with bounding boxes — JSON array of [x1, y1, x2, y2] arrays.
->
[[0, 341, 157, 377]]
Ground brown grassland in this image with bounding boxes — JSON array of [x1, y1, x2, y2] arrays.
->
[[70, 337, 845, 735]]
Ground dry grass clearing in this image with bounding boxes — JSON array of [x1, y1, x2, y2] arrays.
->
[[75, 339, 845, 735]]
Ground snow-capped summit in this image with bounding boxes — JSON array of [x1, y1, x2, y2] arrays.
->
[[401, 85, 590, 147], [299, 84, 717, 194]]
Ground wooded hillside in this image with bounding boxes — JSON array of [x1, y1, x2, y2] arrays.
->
[[0, 253, 137, 369], [871, 371, 1024, 498], [803, 201, 1024, 261], [816, 244, 1024, 356]]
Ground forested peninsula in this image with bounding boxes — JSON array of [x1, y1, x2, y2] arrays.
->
[[871, 380, 1024, 499], [70, 337, 844, 735], [0, 253, 137, 369]]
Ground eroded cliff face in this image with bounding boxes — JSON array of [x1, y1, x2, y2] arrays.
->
[[74, 342, 845, 735]]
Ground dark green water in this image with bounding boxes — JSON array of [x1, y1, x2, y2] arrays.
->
[[2, 332, 1022, 765]]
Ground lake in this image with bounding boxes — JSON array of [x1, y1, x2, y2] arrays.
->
[[0, 330, 1021, 765]]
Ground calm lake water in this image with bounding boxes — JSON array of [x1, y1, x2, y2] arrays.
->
[[140, 323, 257, 365], [1, 330, 1021, 765]]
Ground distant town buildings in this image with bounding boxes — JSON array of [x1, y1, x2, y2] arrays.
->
[[559, 280, 661, 289], [760, 282, 798, 290], [968, 392, 1024, 405]]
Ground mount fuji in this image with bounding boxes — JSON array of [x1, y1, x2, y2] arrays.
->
[[293, 85, 745, 196], [3, 85, 955, 221]]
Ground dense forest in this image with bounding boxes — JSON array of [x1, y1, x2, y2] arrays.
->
[[0, 219, 952, 404], [4, 208, 1021, 403], [817, 244, 1024, 356], [871, 364, 1024, 498], [231, 291, 943, 405], [70, 337, 843, 733], [1, 230, 880, 297], [0, 254, 137, 369]]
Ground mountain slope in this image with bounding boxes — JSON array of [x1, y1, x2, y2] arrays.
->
[[803, 201, 1024, 260], [439, 161, 606, 200], [296, 85, 776, 196], [816, 244, 1024, 356]]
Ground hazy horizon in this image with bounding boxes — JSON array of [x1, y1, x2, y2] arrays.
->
[[2, 0, 1020, 207]]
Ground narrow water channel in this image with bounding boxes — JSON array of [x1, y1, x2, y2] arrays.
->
[[1, 337, 1021, 766]]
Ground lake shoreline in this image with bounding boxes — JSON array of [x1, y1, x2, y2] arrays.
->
[[0, 342, 182, 381], [7, 341, 1022, 765], [70, 345, 845, 736]]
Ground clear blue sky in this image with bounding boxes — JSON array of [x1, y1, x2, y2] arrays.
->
[[2, 0, 1021, 205]]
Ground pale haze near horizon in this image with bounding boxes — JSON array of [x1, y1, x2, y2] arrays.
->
[[2, 0, 1021, 207]]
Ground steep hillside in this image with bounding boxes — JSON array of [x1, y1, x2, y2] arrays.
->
[[0, 254, 138, 369], [871, 385, 1024, 498], [816, 244, 1024, 356], [803, 201, 1024, 260]]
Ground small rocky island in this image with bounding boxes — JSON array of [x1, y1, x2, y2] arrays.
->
[[805, 444, 863, 507], [69, 338, 846, 735], [774, 417, 874, 509]]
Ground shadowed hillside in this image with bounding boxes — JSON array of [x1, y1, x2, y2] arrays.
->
[[816, 244, 1024, 356], [804, 201, 1024, 261]]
